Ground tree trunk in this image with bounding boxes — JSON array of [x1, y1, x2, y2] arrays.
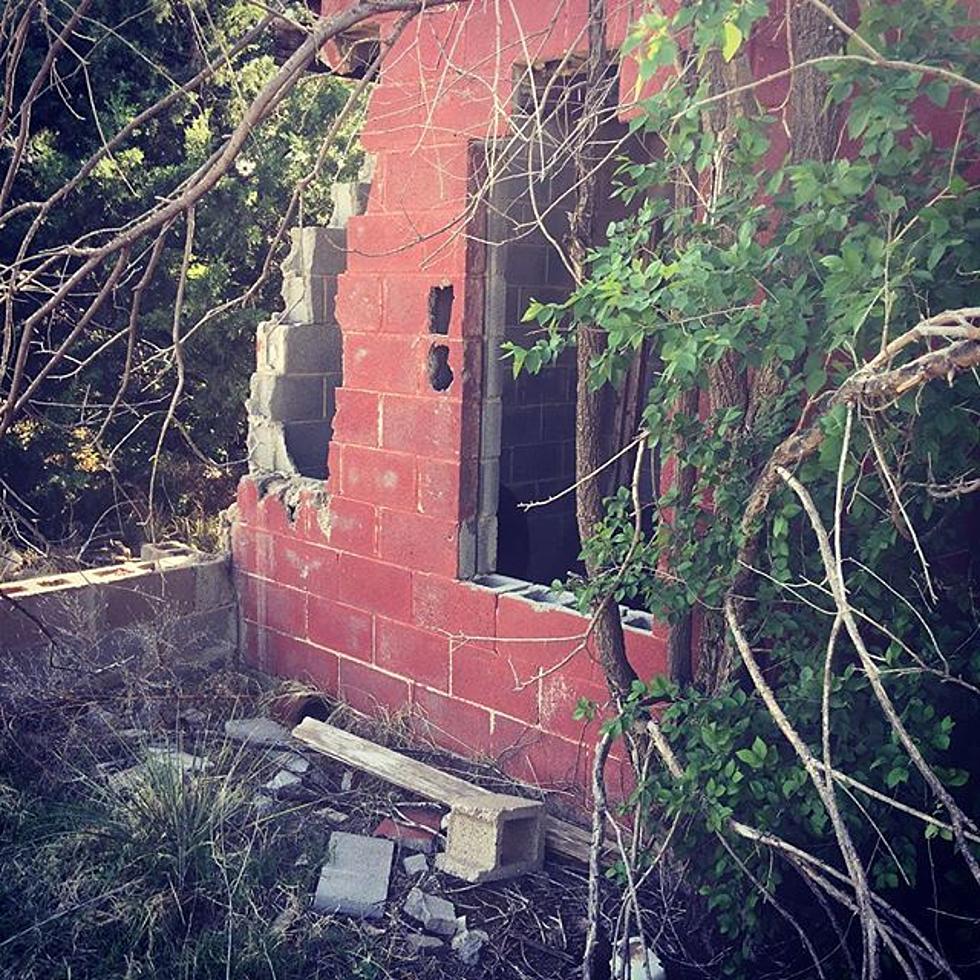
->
[[569, 0, 637, 701]]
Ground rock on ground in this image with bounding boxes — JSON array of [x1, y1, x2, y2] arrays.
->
[[224, 717, 291, 746], [452, 927, 490, 966], [403, 887, 457, 936]]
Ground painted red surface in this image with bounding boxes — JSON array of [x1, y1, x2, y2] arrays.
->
[[232, 0, 967, 800]]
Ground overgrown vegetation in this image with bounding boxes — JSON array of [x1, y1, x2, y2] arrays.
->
[[0, 0, 360, 561], [515, 0, 980, 975]]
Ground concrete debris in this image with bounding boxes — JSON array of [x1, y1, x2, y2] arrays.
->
[[452, 927, 490, 966], [340, 770, 354, 791], [611, 938, 666, 980], [253, 793, 275, 816], [405, 933, 444, 955], [224, 716, 291, 747], [271, 751, 310, 775], [108, 747, 208, 790], [265, 769, 303, 794], [314, 832, 394, 920], [403, 853, 429, 876], [403, 887, 457, 937]]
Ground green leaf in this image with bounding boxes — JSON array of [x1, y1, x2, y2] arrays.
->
[[721, 21, 743, 63], [924, 79, 950, 107], [885, 766, 909, 788]]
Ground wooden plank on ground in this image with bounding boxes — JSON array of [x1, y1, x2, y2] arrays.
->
[[292, 717, 499, 804], [292, 717, 599, 864]]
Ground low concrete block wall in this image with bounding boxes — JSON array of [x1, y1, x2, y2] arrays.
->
[[0, 543, 235, 667]]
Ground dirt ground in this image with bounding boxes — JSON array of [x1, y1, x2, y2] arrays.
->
[[0, 645, 687, 979]]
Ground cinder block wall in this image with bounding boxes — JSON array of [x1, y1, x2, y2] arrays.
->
[[0, 544, 235, 666], [231, 1, 679, 801]]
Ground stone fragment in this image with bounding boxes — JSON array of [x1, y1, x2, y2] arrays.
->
[[405, 933, 444, 955], [340, 770, 354, 791], [253, 793, 275, 816], [315, 805, 350, 824], [265, 769, 303, 794], [314, 832, 394, 920], [271, 751, 310, 774], [179, 707, 208, 726], [403, 853, 429, 876], [224, 717, 291, 747], [452, 927, 489, 966], [403, 887, 457, 937]]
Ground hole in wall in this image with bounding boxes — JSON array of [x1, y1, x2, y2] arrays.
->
[[427, 285, 453, 335], [427, 344, 454, 391]]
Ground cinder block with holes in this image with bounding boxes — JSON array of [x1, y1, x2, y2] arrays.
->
[[436, 791, 545, 883]]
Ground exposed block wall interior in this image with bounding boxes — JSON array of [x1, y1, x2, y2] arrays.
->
[[0, 544, 236, 667], [231, 1, 677, 802]]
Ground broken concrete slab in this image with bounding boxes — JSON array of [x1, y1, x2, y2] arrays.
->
[[403, 853, 429, 876], [403, 887, 457, 937], [452, 927, 490, 966], [314, 832, 393, 920], [108, 747, 209, 791], [224, 716, 291, 747]]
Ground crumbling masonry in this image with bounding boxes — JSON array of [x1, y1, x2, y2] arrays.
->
[[230, 1, 677, 796]]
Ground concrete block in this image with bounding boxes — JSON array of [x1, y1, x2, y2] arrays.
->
[[249, 373, 324, 422], [139, 541, 195, 561], [471, 573, 528, 595], [191, 556, 233, 612], [435, 792, 545, 884], [314, 832, 393, 919], [403, 887, 457, 936], [281, 226, 347, 280], [329, 181, 371, 228], [480, 396, 503, 454], [258, 321, 343, 375]]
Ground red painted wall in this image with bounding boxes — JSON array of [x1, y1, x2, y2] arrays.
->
[[234, 0, 970, 799]]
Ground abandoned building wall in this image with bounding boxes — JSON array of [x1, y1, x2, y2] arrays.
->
[[231, 1, 672, 800]]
